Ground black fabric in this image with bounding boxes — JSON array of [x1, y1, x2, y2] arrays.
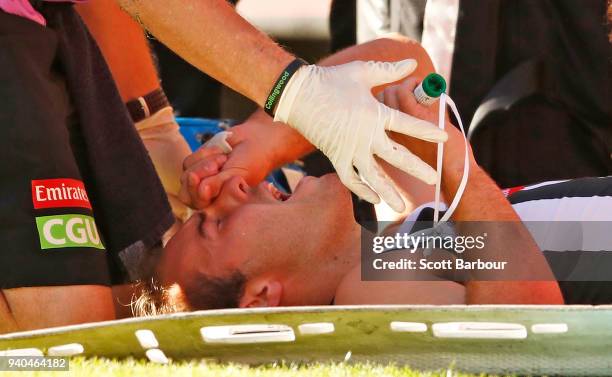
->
[[147, 0, 239, 118], [0, 5, 173, 288], [125, 87, 170, 123], [557, 282, 612, 305], [449, 0, 502, 125], [506, 176, 612, 305], [451, 0, 612, 186], [403, 178, 612, 304], [0, 11, 111, 287], [470, 97, 611, 187], [329, 0, 356, 53], [509, 176, 612, 204], [467, 59, 544, 137], [264, 58, 308, 117], [151, 40, 224, 118]]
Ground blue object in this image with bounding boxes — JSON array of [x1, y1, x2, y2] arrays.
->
[[176, 117, 237, 151]]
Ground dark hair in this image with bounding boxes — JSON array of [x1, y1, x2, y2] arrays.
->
[[131, 271, 247, 316], [181, 270, 247, 310]]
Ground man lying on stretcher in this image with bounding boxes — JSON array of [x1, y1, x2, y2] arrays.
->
[[137, 38, 572, 314]]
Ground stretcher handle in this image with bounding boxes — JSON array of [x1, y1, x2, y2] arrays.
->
[[200, 324, 295, 344]]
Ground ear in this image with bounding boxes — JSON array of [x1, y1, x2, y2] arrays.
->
[[238, 278, 282, 308]]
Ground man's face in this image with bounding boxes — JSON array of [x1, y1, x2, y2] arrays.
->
[[158, 173, 357, 307]]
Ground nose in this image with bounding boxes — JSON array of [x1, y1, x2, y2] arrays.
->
[[206, 175, 250, 218]]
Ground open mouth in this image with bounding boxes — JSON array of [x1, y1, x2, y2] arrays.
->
[[267, 182, 291, 201]]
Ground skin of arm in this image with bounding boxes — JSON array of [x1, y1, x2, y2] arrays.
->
[[0, 286, 115, 334], [377, 79, 564, 305], [0, 292, 18, 334], [181, 36, 437, 209], [77, 0, 159, 102], [335, 96, 563, 305], [116, 0, 294, 106]]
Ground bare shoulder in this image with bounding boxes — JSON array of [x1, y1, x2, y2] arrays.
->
[[334, 266, 466, 305]]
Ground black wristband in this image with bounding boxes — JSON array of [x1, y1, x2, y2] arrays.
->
[[264, 58, 308, 117], [125, 88, 170, 123]]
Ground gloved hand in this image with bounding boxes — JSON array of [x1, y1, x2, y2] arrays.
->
[[379, 78, 467, 168], [274, 59, 447, 212], [135, 106, 193, 224]]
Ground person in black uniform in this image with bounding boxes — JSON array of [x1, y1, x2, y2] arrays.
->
[[0, 2, 174, 333]]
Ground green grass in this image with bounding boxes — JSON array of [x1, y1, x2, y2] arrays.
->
[[4, 358, 499, 377]]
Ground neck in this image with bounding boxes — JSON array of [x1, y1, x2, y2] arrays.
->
[[332, 226, 377, 299], [282, 221, 363, 306], [329, 221, 363, 277]]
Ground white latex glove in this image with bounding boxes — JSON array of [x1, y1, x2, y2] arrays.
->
[[135, 106, 193, 226], [274, 59, 447, 212]]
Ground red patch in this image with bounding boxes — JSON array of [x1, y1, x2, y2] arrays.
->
[[502, 185, 525, 197], [31, 178, 92, 209]]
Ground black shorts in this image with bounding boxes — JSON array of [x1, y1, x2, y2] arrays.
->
[[0, 11, 112, 288]]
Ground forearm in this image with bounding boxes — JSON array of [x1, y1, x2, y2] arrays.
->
[[77, 0, 159, 102], [387, 87, 562, 303], [117, 0, 293, 105], [0, 286, 115, 332], [390, 132, 562, 303], [440, 138, 518, 221], [0, 292, 18, 334], [438, 135, 563, 304], [241, 111, 312, 170], [249, 36, 436, 167]]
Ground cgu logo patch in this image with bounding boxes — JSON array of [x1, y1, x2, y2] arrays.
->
[[31, 178, 92, 210], [35, 214, 104, 250]]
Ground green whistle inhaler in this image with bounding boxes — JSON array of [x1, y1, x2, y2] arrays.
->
[[413, 73, 446, 106]]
